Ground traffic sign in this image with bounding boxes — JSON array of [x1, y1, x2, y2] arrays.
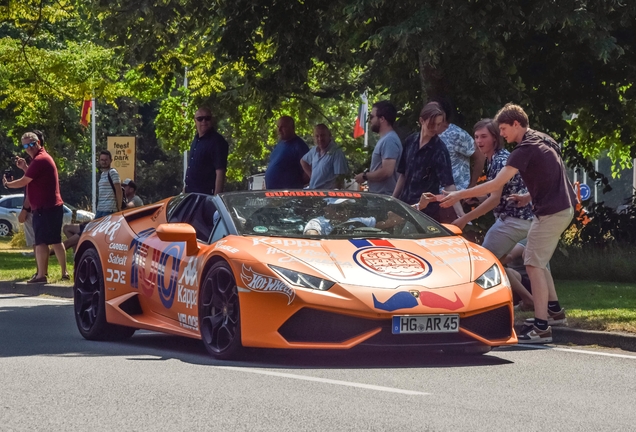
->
[[579, 183, 591, 201]]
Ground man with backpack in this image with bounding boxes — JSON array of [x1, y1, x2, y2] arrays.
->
[[96, 150, 125, 218]]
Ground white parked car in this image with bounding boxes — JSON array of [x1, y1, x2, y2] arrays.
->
[[0, 194, 94, 236]]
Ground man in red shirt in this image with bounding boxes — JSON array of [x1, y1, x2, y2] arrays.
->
[[2, 132, 68, 283]]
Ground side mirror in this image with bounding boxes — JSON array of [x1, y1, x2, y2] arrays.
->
[[156, 223, 199, 256], [442, 223, 463, 236]]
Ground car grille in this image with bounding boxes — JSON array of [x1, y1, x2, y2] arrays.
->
[[460, 305, 512, 340], [278, 308, 381, 343], [277, 307, 508, 346]]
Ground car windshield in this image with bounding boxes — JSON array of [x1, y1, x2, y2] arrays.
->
[[221, 191, 451, 239]]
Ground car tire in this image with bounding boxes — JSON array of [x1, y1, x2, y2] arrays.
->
[[73, 248, 135, 341], [199, 261, 243, 359], [0, 219, 12, 237]]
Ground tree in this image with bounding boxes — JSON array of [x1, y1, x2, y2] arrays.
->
[[92, 0, 636, 181]]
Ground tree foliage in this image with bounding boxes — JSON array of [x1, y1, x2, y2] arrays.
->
[[2, 0, 636, 207]]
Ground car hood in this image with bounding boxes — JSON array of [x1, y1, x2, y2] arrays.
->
[[247, 236, 490, 288]]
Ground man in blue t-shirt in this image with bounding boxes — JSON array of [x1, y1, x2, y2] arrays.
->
[[265, 116, 310, 189], [354, 101, 402, 195]]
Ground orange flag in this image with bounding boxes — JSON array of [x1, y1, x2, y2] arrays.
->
[[80, 99, 92, 127]]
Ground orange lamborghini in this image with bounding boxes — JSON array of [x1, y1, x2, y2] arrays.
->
[[73, 191, 517, 359]]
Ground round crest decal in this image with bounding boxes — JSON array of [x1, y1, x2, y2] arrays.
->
[[353, 247, 432, 280]]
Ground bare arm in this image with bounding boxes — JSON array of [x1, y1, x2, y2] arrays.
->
[[214, 169, 226, 194], [300, 159, 312, 180], [452, 189, 501, 229], [335, 174, 346, 189], [441, 165, 518, 207], [3, 175, 32, 189], [369, 158, 397, 182], [392, 173, 406, 199], [114, 182, 123, 212], [443, 184, 465, 217], [469, 147, 486, 189]]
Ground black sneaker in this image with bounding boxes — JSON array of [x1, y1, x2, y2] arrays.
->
[[518, 324, 552, 344]]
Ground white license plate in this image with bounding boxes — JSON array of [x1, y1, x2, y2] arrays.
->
[[392, 315, 460, 334]]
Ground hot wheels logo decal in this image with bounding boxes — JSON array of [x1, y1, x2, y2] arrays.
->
[[353, 247, 432, 281], [240, 264, 295, 304]]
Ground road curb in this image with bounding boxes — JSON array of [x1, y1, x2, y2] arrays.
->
[[552, 327, 636, 352], [2, 281, 635, 352], [0, 281, 73, 298]]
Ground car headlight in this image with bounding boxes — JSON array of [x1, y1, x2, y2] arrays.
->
[[475, 264, 502, 290], [269, 265, 335, 291]]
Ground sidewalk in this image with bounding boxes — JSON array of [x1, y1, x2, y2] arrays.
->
[[1, 280, 635, 353]]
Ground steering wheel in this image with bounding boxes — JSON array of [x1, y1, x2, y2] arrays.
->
[[331, 220, 369, 235]]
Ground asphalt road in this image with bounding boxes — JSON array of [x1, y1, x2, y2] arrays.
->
[[1, 294, 635, 432]]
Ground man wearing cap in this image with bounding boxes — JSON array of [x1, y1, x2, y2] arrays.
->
[[123, 179, 143, 208], [2, 132, 68, 283], [184, 106, 229, 195]]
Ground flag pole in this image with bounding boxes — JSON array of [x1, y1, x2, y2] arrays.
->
[[183, 67, 189, 190], [363, 90, 369, 148], [91, 97, 96, 214]]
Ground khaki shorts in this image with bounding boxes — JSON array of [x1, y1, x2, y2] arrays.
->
[[482, 216, 532, 260], [524, 207, 574, 268]]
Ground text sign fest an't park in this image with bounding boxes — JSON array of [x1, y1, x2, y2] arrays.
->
[[107, 136, 136, 182]]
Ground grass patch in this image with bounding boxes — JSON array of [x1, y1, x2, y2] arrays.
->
[[0, 236, 73, 284], [551, 245, 636, 283], [516, 280, 636, 334]]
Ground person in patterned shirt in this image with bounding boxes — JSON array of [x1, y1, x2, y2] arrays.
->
[[392, 103, 464, 223], [451, 118, 533, 258], [435, 99, 486, 191]]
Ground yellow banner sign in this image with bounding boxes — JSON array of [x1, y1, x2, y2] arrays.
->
[[107, 136, 136, 182]]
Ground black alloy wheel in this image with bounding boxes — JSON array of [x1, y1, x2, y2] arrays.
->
[[199, 261, 242, 359], [74, 248, 135, 340]]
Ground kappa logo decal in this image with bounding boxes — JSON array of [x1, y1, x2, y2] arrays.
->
[[353, 247, 432, 281], [240, 264, 295, 304], [179, 256, 199, 287]]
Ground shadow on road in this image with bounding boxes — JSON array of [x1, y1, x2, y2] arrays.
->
[[0, 297, 512, 369]]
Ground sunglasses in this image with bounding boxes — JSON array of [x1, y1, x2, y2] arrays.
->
[[22, 142, 37, 149], [195, 116, 212, 122]]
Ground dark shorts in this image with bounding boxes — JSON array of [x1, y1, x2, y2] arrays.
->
[[512, 271, 532, 305], [33, 205, 64, 245], [520, 275, 532, 293], [78, 222, 88, 235]]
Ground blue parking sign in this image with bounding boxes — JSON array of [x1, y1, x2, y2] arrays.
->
[[579, 184, 591, 201]]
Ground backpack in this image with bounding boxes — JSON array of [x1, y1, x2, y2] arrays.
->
[[107, 170, 128, 210]]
